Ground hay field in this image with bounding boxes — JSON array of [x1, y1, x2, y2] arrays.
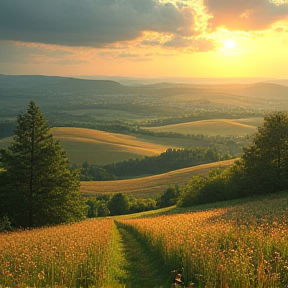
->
[[51, 127, 170, 165], [80, 159, 235, 198], [143, 118, 261, 136]]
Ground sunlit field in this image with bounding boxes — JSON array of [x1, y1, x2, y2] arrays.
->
[[143, 118, 260, 137], [80, 160, 234, 198], [118, 192, 288, 287], [0, 218, 115, 288], [51, 127, 170, 165]]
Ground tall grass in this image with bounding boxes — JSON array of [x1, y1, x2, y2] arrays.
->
[[0, 218, 115, 288], [118, 193, 288, 287]]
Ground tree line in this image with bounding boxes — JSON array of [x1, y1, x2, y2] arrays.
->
[[74, 147, 231, 180], [103, 147, 231, 178]]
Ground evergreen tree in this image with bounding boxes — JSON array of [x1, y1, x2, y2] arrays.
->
[[0, 101, 87, 228]]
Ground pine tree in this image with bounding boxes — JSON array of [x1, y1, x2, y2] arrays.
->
[[0, 101, 87, 228]]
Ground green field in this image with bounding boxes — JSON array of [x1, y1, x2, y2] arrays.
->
[[80, 159, 235, 198], [143, 118, 262, 136]]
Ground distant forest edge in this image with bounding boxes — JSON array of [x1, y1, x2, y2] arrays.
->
[[80, 159, 235, 199], [77, 147, 232, 181]]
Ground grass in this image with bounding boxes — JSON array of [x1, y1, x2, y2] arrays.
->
[[143, 118, 262, 137], [118, 190, 288, 287], [1, 191, 288, 288], [80, 159, 235, 198]]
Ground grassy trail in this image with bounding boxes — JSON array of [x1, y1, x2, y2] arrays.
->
[[113, 221, 169, 288]]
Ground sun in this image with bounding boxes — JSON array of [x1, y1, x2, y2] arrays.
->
[[224, 39, 236, 50]]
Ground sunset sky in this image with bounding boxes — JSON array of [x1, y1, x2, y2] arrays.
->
[[0, 0, 288, 79]]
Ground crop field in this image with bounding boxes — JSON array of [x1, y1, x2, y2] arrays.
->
[[143, 118, 262, 137], [0, 218, 116, 288], [51, 127, 170, 165], [80, 159, 235, 198], [118, 191, 288, 288]]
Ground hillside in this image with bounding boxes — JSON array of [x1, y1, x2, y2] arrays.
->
[[143, 118, 261, 137], [80, 159, 235, 198], [2, 190, 288, 287], [51, 127, 171, 165]]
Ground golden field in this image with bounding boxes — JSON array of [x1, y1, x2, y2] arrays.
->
[[143, 118, 262, 137], [51, 127, 171, 165], [80, 159, 235, 198], [118, 191, 288, 287]]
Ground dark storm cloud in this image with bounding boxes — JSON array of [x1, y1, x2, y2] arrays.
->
[[204, 0, 288, 31], [0, 0, 195, 47]]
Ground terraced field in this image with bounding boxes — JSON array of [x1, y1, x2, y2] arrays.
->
[[80, 159, 235, 198]]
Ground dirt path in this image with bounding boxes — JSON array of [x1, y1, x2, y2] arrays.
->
[[114, 221, 169, 288]]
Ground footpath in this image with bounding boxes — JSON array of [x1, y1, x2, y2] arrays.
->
[[111, 221, 169, 288]]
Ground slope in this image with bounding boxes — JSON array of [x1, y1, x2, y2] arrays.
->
[[142, 118, 260, 137], [51, 127, 171, 165], [80, 159, 235, 198]]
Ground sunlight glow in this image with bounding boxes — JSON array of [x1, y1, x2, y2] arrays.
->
[[224, 39, 236, 50]]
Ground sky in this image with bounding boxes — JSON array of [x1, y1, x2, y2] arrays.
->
[[0, 0, 288, 79]]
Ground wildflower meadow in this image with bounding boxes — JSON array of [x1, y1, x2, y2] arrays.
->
[[0, 218, 115, 288], [118, 194, 288, 288]]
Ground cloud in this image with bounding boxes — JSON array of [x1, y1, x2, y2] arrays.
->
[[0, 0, 196, 48], [0, 41, 87, 65], [204, 0, 288, 31]]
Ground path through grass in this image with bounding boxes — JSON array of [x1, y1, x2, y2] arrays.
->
[[113, 221, 169, 288]]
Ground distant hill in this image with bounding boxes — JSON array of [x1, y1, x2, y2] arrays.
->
[[1, 75, 288, 115], [144, 118, 260, 137], [0, 74, 127, 94], [80, 159, 235, 198]]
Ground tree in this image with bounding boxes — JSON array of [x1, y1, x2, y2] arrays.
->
[[157, 185, 180, 208], [242, 112, 288, 194], [108, 193, 130, 215], [0, 101, 87, 228]]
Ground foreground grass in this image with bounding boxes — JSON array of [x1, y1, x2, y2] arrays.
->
[[118, 191, 288, 288], [1, 191, 288, 287], [80, 159, 235, 198]]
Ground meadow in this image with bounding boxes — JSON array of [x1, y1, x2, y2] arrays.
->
[[1, 192, 288, 287], [80, 159, 235, 198], [0, 218, 116, 288], [118, 191, 288, 288]]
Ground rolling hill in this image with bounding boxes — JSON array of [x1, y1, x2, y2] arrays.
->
[[51, 127, 171, 165], [143, 118, 261, 137], [80, 159, 235, 198], [0, 127, 172, 165]]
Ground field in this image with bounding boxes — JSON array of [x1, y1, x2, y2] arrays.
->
[[51, 127, 171, 165], [0, 218, 116, 288], [1, 191, 288, 287], [143, 118, 263, 137], [118, 191, 288, 287], [80, 159, 235, 198]]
